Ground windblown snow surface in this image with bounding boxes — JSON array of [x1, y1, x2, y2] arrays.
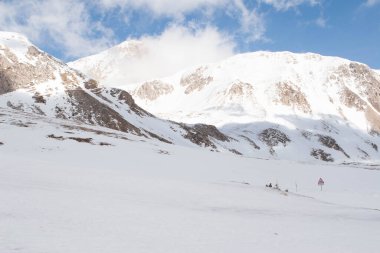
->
[[1, 109, 380, 253]]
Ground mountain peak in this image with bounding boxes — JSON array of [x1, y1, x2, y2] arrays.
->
[[0, 31, 32, 49], [0, 31, 30, 41], [0, 31, 40, 65]]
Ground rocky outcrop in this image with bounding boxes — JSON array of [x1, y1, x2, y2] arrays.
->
[[259, 128, 290, 155], [0, 46, 61, 94], [339, 86, 366, 111], [334, 63, 380, 133], [181, 123, 230, 149], [65, 88, 142, 135], [346, 63, 380, 112], [180, 67, 213, 94], [60, 85, 174, 144], [317, 134, 350, 158], [84, 79, 99, 89], [32, 92, 46, 104], [275, 82, 311, 113], [135, 80, 173, 100], [225, 81, 254, 98], [311, 149, 334, 162], [240, 135, 260, 150], [110, 88, 153, 117]]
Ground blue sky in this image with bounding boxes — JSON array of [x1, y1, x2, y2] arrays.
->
[[0, 0, 379, 68]]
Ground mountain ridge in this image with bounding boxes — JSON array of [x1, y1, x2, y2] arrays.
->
[[0, 31, 239, 153], [2, 32, 380, 163], [70, 38, 380, 163]]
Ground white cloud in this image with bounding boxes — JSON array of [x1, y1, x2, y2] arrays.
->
[[96, 0, 228, 16], [259, 0, 320, 11], [315, 16, 326, 27], [233, 0, 266, 42], [364, 0, 380, 6], [0, 0, 115, 59], [97, 0, 267, 43], [0, 0, 323, 62], [108, 25, 235, 84]]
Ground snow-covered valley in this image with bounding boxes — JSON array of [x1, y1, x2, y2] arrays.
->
[[1, 109, 380, 253]]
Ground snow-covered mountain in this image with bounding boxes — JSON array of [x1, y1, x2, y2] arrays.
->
[[0, 32, 242, 153], [71, 41, 380, 163], [69, 40, 146, 84]]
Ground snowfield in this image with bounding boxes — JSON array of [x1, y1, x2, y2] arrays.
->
[[1, 109, 380, 253]]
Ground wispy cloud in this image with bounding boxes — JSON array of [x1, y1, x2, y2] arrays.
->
[[258, 0, 321, 11], [93, 24, 236, 84], [315, 15, 327, 27], [0, 0, 324, 60], [0, 0, 115, 59], [233, 0, 267, 42], [364, 0, 380, 7]]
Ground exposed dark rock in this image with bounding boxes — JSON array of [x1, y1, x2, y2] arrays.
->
[[259, 128, 290, 154], [68, 137, 93, 143], [180, 123, 230, 149], [84, 79, 98, 89], [99, 142, 112, 146], [32, 105, 46, 115], [0, 67, 14, 95], [32, 92, 46, 104], [357, 147, 369, 159], [317, 134, 350, 158], [311, 149, 334, 162], [301, 130, 312, 140], [182, 126, 216, 148], [110, 88, 153, 117], [7, 101, 23, 110], [47, 134, 94, 144], [239, 135, 260, 149], [158, 150, 170, 155], [366, 141, 378, 152], [229, 149, 242, 155], [0, 141, 4, 145], [65, 88, 141, 135], [62, 124, 130, 141], [192, 124, 230, 142], [145, 131, 172, 144], [47, 134, 65, 140], [11, 121, 29, 127], [55, 106, 68, 119]]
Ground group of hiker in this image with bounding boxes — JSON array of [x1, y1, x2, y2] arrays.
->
[[265, 178, 325, 192], [265, 182, 279, 189]]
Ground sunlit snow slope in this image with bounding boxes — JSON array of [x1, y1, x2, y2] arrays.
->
[[0, 32, 245, 155], [71, 42, 380, 163]]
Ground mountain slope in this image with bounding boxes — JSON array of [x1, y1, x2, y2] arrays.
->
[[0, 32, 238, 152], [71, 43, 380, 163], [68, 40, 145, 84]]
